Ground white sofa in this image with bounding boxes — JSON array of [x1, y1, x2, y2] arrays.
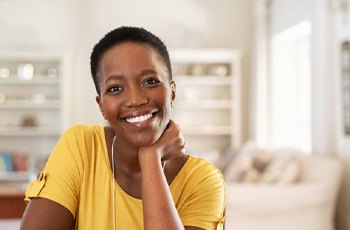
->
[[225, 155, 343, 230]]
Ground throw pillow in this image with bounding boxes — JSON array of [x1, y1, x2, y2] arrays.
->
[[224, 141, 273, 182], [259, 148, 303, 185]]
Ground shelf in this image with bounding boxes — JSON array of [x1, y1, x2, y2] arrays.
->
[[170, 48, 240, 63], [0, 100, 60, 109], [0, 172, 31, 183], [0, 76, 59, 85], [0, 126, 60, 136], [169, 48, 241, 152], [174, 76, 232, 86], [181, 125, 233, 135], [175, 99, 232, 109], [0, 183, 27, 196], [0, 53, 70, 194]]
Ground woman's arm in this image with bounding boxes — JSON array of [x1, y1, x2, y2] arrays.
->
[[139, 153, 204, 230], [138, 120, 204, 230], [20, 198, 74, 230], [139, 150, 185, 230], [20, 126, 86, 230]]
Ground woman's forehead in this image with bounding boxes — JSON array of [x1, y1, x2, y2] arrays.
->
[[98, 42, 169, 77], [102, 42, 157, 61]]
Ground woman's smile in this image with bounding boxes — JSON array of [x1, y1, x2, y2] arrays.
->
[[122, 109, 157, 123], [121, 110, 158, 128], [125, 112, 153, 123]]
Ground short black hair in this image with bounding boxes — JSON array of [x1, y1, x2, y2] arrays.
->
[[90, 26, 172, 95]]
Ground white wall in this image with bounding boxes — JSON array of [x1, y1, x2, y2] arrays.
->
[[0, 0, 254, 141], [0, 0, 83, 51], [271, 0, 312, 34], [310, 0, 337, 156]]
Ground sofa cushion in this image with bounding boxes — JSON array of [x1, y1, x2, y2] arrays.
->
[[260, 149, 303, 184], [224, 144, 304, 184], [223, 141, 273, 183]]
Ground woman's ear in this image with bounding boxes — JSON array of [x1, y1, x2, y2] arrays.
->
[[96, 96, 107, 120], [170, 81, 176, 102]]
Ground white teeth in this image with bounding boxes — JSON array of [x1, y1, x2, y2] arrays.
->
[[126, 113, 152, 123]]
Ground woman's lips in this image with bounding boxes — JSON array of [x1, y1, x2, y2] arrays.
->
[[126, 113, 153, 123]]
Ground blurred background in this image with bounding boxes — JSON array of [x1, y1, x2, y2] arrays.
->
[[0, 0, 349, 229]]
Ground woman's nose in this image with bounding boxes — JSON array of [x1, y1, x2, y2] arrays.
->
[[124, 86, 149, 107]]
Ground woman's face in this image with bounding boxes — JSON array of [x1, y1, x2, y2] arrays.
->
[[96, 41, 175, 147]]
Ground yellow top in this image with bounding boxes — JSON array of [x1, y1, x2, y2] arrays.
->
[[25, 125, 226, 230]]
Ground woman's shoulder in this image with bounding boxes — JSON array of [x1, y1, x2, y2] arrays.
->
[[186, 154, 222, 173], [50, 124, 107, 163], [63, 124, 104, 138], [65, 124, 103, 132], [171, 154, 224, 199], [178, 154, 224, 184]]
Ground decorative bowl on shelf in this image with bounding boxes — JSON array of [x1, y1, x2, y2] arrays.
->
[[208, 64, 229, 77], [17, 64, 34, 81], [0, 68, 10, 79], [31, 94, 46, 104], [190, 64, 206, 76], [47, 67, 58, 78], [0, 93, 5, 103], [20, 115, 38, 127]]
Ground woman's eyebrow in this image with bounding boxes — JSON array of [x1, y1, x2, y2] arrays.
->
[[140, 69, 158, 75], [105, 75, 124, 84]]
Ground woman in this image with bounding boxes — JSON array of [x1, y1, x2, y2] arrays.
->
[[20, 26, 226, 230]]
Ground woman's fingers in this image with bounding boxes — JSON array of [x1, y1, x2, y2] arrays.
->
[[157, 120, 186, 161], [139, 120, 186, 162]]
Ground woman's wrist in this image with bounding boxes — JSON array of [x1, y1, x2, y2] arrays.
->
[[138, 147, 162, 170]]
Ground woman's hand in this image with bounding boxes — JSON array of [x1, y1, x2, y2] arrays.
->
[[139, 120, 186, 162]]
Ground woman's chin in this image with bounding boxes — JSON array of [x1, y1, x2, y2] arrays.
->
[[124, 121, 167, 147]]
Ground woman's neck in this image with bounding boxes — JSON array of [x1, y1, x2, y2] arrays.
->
[[105, 126, 141, 174], [114, 140, 141, 173]]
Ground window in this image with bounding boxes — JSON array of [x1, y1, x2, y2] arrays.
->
[[269, 21, 312, 153]]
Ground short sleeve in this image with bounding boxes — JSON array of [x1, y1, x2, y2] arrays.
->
[[180, 161, 226, 230], [24, 126, 85, 217]]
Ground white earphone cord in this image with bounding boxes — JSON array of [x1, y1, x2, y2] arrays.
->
[[111, 135, 116, 230]]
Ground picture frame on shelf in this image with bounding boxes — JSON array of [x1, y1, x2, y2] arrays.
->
[[341, 41, 350, 135]]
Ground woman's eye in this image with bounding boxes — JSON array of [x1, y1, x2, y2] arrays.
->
[[144, 78, 161, 86], [107, 85, 123, 94]]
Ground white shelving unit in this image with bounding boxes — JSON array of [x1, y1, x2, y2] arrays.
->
[[169, 49, 241, 154], [0, 53, 71, 186]]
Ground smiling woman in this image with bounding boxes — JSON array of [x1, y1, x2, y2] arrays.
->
[[19, 26, 226, 230]]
